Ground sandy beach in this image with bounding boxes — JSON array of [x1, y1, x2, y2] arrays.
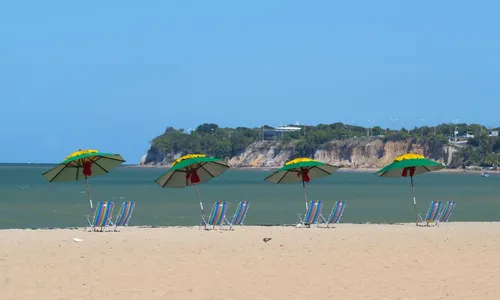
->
[[1, 223, 500, 300]]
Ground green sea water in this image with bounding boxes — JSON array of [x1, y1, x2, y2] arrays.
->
[[0, 164, 498, 229]]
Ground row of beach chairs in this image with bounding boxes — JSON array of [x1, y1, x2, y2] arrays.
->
[[201, 201, 250, 230], [418, 200, 457, 226], [85, 201, 135, 232], [85, 200, 251, 231], [85, 199, 456, 231], [298, 200, 456, 228], [203, 200, 347, 229], [297, 200, 346, 228]]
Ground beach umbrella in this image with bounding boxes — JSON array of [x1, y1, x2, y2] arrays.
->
[[154, 154, 230, 227], [375, 153, 444, 215], [264, 157, 340, 210], [42, 149, 125, 211]]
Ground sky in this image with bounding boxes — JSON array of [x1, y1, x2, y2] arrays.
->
[[1, 1, 499, 163]]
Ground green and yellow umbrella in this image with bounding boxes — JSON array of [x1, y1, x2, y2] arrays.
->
[[155, 154, 230, 226], [265, 157, 340, 210], [42, 149, 125, 210], [375, 153, 444, 214]]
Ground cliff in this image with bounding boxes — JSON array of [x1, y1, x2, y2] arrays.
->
[[141, 137, 457, 168]]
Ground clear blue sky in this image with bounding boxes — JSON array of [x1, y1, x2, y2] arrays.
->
[[1, 1, 499, 163]]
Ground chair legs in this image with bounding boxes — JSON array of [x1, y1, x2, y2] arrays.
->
[[199, 217, 235, 231], [297, 213, 321, 228], [416, 214, 439, 227], [296, 213, 305, 227], [224, 217, 233, 230], [319, 214, 331, 228], [199, 217, 208, 230]]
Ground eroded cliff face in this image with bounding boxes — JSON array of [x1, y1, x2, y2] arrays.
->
[[226, 142, 293, 167], [314, 139, 453, 168], [141, 138, 456, 168]]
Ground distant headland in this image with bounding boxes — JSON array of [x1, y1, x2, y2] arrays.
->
[[140, 122, 500, 170]]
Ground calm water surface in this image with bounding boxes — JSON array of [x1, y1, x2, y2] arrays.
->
[[0, 165, 498, 229]]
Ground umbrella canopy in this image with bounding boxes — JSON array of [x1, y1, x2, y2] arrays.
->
[[375, 153, 444, 178], [42, 149, 125, 210], [265, 157, 340, 210], [43, 149, 125, 182], [264, 157, 339, 184], [375, 153, 444, 222], [155, 154, 230, 188], [154, 154, 230, 229]]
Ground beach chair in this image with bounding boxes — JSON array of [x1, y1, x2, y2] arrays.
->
[[112, 201, 136, 231], [320, 201, 346, 228], [201, 201, 230, 230], [417, 201, 442, 226], [86, 201, 114, 232], [438, 201, 456, 223], [228, 201, 250, 228], [297, 200, 324, 227]]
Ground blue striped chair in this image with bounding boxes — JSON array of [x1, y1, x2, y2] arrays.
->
[[113, 201, 136, 231], [229, 201, 250, 228], [321, 201, 346, 228], [201, 202, 229, 230], [439, 201, 456, 223], [297, 200, 324, 228], [86, 201, 114, 232], [418, 201, 442, 226]]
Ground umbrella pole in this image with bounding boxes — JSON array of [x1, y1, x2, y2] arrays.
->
[[410, 175, 417, 224], [85, 175, 93, 213], [303, 180, 308, 211], [195, 183, 206, 230]]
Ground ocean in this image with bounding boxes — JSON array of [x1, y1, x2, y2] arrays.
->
[[0, 164, 498, 229]]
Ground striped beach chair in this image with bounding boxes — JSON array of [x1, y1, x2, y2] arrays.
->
[[86, 201, 114, 232], [439, 201, 456, 223], [113, 201, 136, 231], [297, 200, 324, 227], [229, 201, 250, 228], [417, 201, 442, 226], [321, 201, 346, 228], [201, 202, 230, 230]]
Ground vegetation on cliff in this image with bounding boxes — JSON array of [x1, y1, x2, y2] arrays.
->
[[149, 122, 500, 168], [449, 131, 500, 168], [151, 124, 261, 159]]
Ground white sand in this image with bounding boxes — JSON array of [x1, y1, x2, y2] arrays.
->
[[1, 223, 500, 300]]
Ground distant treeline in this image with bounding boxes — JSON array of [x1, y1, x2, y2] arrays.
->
[[151, 122, 500, 168]]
